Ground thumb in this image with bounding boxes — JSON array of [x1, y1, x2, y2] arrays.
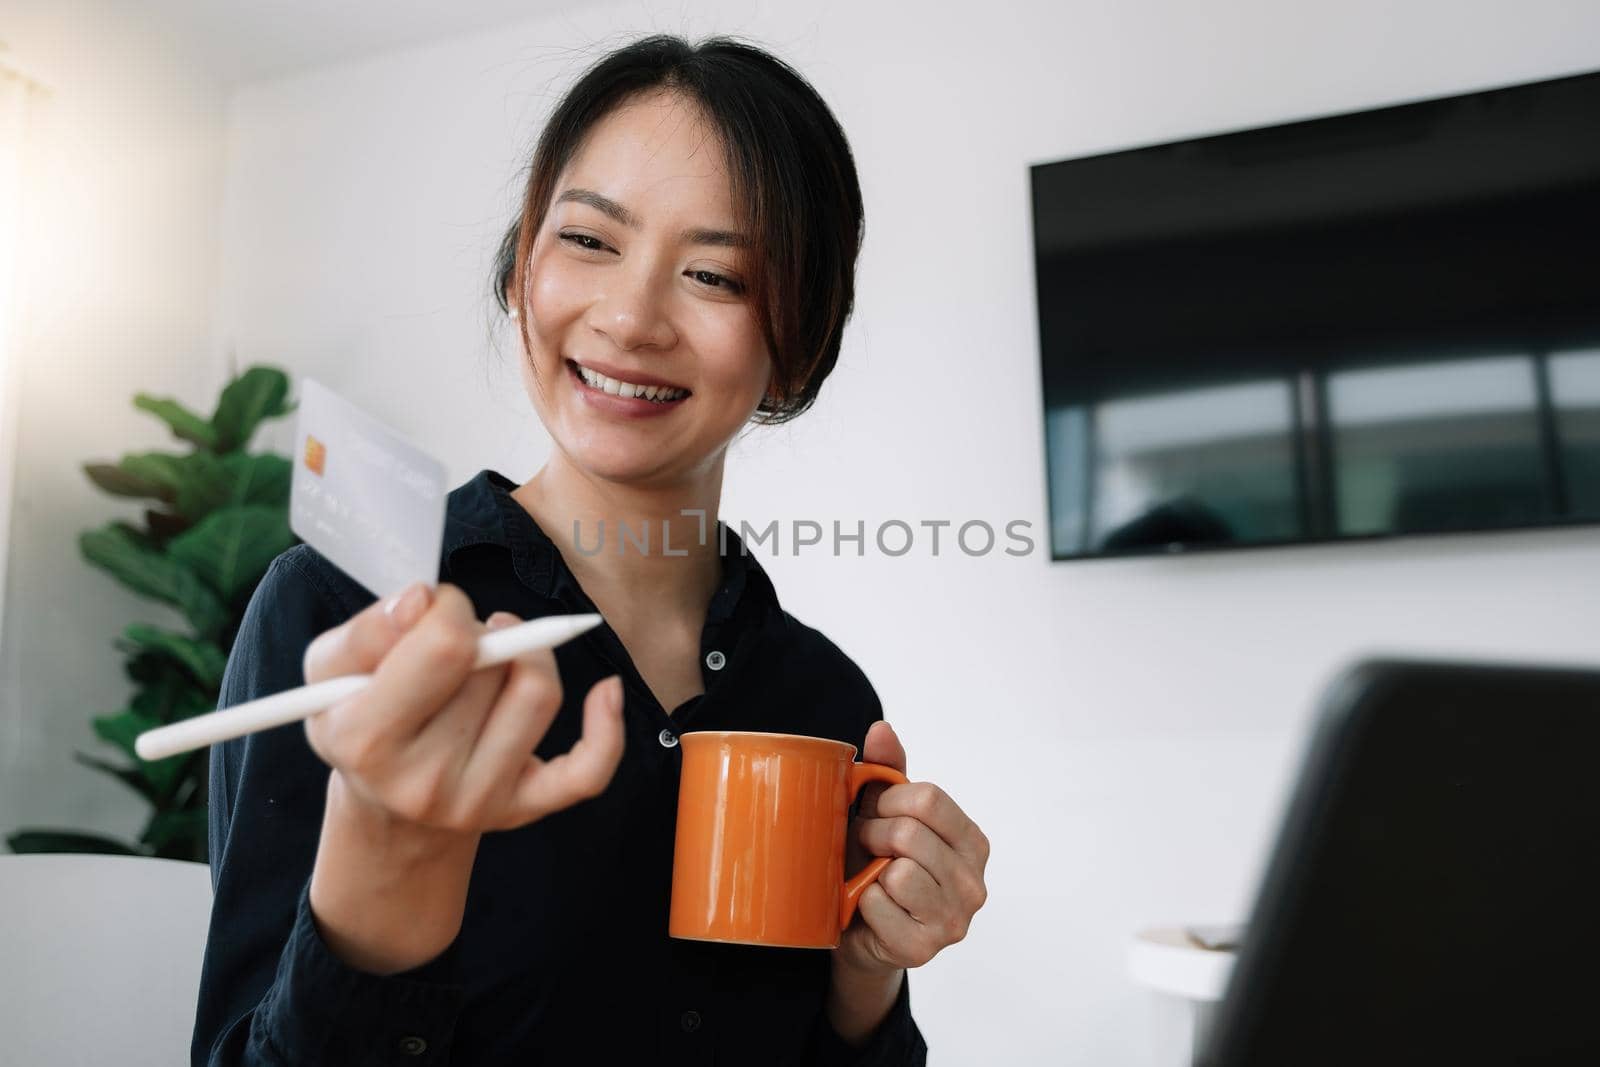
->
[[509, 674, 626, 822], [302, 580, 434, 684], [856, 719, 905, 820], [862, 719, 906, 774]]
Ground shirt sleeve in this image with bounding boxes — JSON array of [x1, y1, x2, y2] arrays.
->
[[807, 971, 928, 1066], [803, 670, 929, 1066], [190, 548, 467, 1066]]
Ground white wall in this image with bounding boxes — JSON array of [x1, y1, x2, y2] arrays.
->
[[0, 2, 226, 845], [12, 0, 1598, 1062]]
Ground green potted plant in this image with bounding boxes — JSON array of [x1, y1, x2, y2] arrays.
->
[[6, 365, 299, 862]]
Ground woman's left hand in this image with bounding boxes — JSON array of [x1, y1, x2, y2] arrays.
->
[[835, 720, 990, 978]]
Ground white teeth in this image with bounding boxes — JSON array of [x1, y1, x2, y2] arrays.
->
[[574, 363, 687, 402]]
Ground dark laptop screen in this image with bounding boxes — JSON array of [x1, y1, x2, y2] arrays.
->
[[1204, 661, 1600, 1065]]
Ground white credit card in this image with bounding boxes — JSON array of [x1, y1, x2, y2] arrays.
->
[[289, 378, 447, 600]]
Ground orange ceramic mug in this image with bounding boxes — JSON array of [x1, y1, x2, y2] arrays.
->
[[669, 730, 908, 949]]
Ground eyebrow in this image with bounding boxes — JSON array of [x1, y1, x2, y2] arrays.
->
[[555, 187, 749, 249]]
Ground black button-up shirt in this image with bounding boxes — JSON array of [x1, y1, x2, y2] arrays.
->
[[192, 469, 927, 1066]]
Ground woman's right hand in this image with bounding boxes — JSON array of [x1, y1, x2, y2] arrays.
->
[[299, 581, 625, 974], [302, 580, 624, 834]]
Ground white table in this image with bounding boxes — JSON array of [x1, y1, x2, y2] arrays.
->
[[1127, 927, 1236, 1067], [0, 854, 213, 1065]]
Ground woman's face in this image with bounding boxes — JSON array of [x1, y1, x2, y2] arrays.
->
[[515, 89, 772, 489]]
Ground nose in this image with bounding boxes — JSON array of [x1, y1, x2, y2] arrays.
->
[[586, 258, 677, 352]]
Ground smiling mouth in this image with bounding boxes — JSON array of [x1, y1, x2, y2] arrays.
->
[[567, 359, 690, 403]]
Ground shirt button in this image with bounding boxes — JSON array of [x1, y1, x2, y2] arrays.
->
[[658, 728, 679, 749], [705, 649, 726, 671], [680, 1009, 702, 1033], [398, 1035, 429, 1056]]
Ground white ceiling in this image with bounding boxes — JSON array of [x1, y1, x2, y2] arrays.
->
[[138, 0, 579, 85]]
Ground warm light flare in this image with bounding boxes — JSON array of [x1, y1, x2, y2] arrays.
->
[[0, 60, 43, 643]]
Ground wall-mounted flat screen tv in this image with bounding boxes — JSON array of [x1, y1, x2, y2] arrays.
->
[[1031, 68, 1600, 560]]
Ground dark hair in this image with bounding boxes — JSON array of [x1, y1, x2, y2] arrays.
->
[[492, 34, 865, 424]]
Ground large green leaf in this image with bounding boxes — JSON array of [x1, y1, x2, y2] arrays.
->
[[118, 624, 227, 690], [212, 367, 291, 452], [140, 808, 209, 853], [84, 462, 167, 500], [115, 452, 187, 502], [144, 508, 192, 541], [111, 520, 159, 551], [171, 451, 292, 520], [6, 830, 142, 855], [172, 451, 233, 520], [134, 394, 218, 450], [126, 648, 180, 686], [129, 674, 214, 724], [91, 708, 156, 759], [118, 449, 283, 522], [222, 452, 292, 507], [91, 711, 189, 797], [79, 523, 226, 636], [167, 504, 295, 603]]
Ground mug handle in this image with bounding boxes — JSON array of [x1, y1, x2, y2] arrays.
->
[[839, 761, 910, 931]]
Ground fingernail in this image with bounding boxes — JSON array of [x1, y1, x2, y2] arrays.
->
[[385, 582, 430, 628], [487, 612, 518, 630], [607, 674, 624, 713]]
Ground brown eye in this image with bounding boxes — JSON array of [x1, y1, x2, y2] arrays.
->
[[560, 232, 608, 252], [688, 269, 744, 294]]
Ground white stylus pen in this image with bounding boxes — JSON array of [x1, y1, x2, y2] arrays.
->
[[133, 613, 604, 761]]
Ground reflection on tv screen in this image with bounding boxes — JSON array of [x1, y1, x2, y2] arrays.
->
[[1032, 69, 1600, 559]]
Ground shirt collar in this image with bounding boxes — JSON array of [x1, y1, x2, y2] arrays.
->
[[444, 469, 779, 622]]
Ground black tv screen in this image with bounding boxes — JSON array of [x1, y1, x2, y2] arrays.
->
[[1031, 68, 1600, 560]]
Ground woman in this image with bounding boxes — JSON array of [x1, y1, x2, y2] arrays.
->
[[194, 34, 989, 1066]]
